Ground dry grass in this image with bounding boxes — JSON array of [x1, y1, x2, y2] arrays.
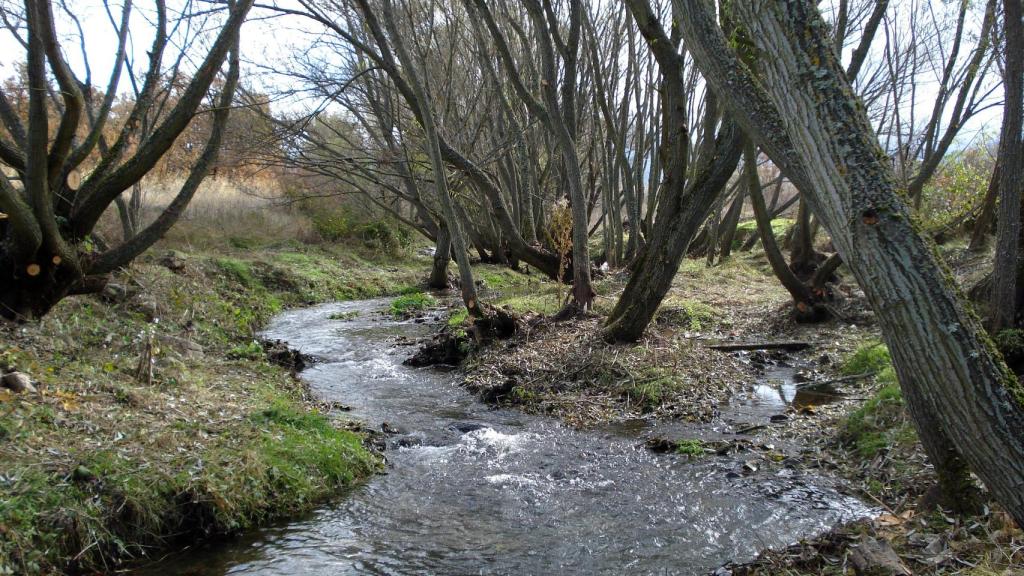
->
[[94, 176, 319, 251]]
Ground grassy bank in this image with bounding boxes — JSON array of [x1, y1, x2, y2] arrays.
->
[[0, 242, 430, 574]]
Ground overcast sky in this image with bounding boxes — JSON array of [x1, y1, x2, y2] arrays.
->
[[0, 0, 1005, 151]]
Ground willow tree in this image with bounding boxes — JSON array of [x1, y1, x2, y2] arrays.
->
[[677, 0, 1024, 524], [602, 0, 742, 342], [0, 0, 252, 320]]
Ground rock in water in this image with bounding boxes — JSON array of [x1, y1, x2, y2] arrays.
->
[[448, 421, 489, 434], [2, 371, 37, 394]]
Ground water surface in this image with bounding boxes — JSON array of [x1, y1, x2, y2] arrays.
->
[[148, 299, 870, 575]]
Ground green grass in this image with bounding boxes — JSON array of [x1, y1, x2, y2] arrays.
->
[[627, 367, 681, 413], [675, 439, 705, 456], [477, 266, 541, 291], [216, 257, 258, 288], [656, 299, 721, 330], [448, 308, 469, 327], [390, 292, 436, 316], [0, 242, 419, 574], [838, 341, 911, 458], [732, 217, 795, 248], [841, 383, 914, 457], [840, 340, 896, 382]]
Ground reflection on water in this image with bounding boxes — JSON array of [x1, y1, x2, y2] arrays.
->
[[143, 299, 871, 575]]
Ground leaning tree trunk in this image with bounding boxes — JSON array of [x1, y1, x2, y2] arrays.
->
[[428, 223, 452, 289], [679, 0, 1024, 523], [745, 142, 827, 322]]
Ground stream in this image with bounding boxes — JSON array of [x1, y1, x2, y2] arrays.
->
[[147, 298, 872, 575]]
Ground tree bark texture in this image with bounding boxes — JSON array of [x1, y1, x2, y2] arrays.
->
[[678, 0, 1024, 524]]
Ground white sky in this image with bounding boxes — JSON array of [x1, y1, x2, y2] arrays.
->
[[0, 0, 1005, 150]]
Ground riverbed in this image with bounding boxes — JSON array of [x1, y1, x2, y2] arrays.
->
[[146, 298, 871, 575]]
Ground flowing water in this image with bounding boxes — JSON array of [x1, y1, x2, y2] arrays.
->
[[147, 299, 872, 575]]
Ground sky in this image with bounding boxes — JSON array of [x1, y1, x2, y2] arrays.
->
[[0, 0, 1006, 151]]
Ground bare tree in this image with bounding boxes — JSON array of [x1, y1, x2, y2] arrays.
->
[[0, 0, 252, 320]]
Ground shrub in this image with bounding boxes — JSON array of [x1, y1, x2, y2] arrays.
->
[[355, 220, 412, 253], [311, 210, 352, 242]]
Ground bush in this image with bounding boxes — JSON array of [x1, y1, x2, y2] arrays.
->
[[919, 147, 993, 233], [310, 210, 352, 242], [995, 329, 1024, 372], [355, 220, 412, 253]]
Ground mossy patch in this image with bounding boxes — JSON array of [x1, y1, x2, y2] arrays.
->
[[732, 217, 795, 249], [390, 292, 436, 317], [674, 439, 705, 457], [655, 299, 721, 331]]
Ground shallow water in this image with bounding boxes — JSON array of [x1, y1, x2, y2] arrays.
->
[[146, 299, 871, 575]]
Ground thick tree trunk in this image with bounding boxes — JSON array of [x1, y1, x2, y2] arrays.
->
[[428, 223, 452, 289], [790, 197, 819, 279], [992, 0, 1024, 331], [679, 0, 1024, 525]]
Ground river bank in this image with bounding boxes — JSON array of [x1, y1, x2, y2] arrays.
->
[[451, 249, 1023, 574], [0, 242, 432, 574]]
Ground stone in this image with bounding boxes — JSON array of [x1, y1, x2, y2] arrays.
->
[[158, 250, 188, 273], [100, 282, 137, 303], [849, 538, 911, 575], [2, 371, 37, 394], [448, 421, 488, 434], [155, 335, 204, 359]]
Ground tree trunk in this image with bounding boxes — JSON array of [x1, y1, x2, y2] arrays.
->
[[428, 223, 452, 289], [374, 0, 482, 317], [790, 196, 819, 279], [717, 186, 745, 261], [992, 0, 1024, 331], [746, 142, 826, 321], [967, 162, 1000, 253], [605, 0, 743, 342], [679, 0, 1024, 525]]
